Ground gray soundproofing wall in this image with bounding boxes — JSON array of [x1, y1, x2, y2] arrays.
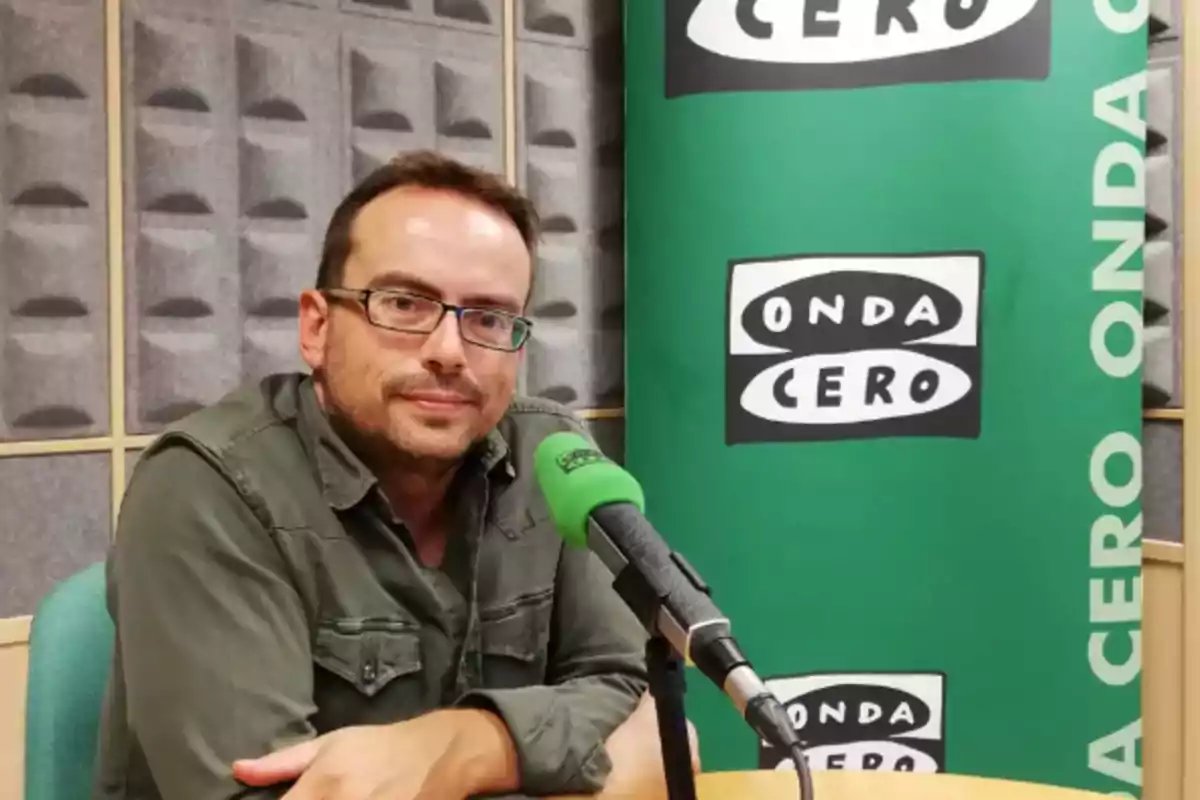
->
[[0, 453, 111, 617], [1146, 0, 1181, 410], [1, 0, 109, 442], [0, 0, 112, 616], [517, 0, 625, 455], [517, 1, 623, 403], [1145, 0, 1183, 542]]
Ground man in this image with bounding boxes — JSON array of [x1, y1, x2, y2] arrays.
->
[[94, 151, 694, 800]]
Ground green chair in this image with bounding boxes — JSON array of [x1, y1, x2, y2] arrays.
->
[[23, 561, 114, 800]]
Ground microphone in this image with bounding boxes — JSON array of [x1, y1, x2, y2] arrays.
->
[[533, 432, 813, 799]]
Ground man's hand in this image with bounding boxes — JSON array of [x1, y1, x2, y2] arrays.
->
[[232, 708, 519, 800], [598, 693, 702, 800]]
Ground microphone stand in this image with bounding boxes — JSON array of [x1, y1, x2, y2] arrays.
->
[[645, 634, 699, 800], [609, 561, 699, 800]]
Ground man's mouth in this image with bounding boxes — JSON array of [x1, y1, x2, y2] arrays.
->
[[400, 390, 475, 411]]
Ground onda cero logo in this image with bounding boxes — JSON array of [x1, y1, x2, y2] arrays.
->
[[726, 252, 983, 444], [664, 0, 1051, 98], [760, 672, 946, 773]]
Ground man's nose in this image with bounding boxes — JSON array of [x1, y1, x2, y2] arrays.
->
[[420, 311, 467, 371]]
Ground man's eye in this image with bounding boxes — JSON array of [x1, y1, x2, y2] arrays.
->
[[478, 312, 511, 330], [384, 297, 417, 312]]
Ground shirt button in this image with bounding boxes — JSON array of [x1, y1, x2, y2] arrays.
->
[[362, 661, 377, 683]]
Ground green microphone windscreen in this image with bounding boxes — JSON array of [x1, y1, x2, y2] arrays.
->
[[533, 431, 645, 548]]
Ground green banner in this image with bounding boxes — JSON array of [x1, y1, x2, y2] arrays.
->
[[624, 1, 1146, 794]]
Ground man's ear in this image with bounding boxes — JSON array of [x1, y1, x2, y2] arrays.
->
[[298, 289, 330, 372]]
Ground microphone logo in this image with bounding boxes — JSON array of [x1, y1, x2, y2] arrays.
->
[[725, 251, 984, 444], [555, 447, 609, 474]]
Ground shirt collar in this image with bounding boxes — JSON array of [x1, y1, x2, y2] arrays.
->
[[296, 377, 515, 511]]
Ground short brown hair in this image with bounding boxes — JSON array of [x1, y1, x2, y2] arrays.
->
[[315, 150, 540, 290]]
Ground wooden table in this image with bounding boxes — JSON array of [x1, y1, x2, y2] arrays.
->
[[589, 770, 1112, 800]]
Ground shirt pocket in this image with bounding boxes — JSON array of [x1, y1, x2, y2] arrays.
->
[[311, 618, 428, 731], [478, 586, 554, 689]]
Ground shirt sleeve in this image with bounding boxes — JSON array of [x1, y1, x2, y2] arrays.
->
[[457, 524, 650, 796], [108, 442, 318, 800]]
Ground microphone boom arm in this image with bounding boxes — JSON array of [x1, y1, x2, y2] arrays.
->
[[585, 503, 816, 800], [588, 505, 779, 712]]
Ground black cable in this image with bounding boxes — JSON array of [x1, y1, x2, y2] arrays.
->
[[791, 742, 815, 800], [744, 695, 816, 800]]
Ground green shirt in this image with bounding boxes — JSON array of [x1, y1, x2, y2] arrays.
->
[[92, 374, 649, 800]]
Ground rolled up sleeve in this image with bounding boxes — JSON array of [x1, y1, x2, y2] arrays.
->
[[458, 543, 649, 795]]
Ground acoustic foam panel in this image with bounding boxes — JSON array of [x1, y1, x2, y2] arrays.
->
[[1150, 0, 1175, 39], [1143, 420, 1181, 543], [0, 0, 109, 441], [517, 0, 625, 409], [125, 447, 143, 484], [0, 452, 110, 616], [582, 415, 623, 465], [1144, 2, 1181, 408], [123, 0, 502, 433]]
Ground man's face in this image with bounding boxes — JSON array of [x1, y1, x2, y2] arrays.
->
[[299, 186, 530, 464]]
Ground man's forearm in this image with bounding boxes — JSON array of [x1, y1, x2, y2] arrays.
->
[[433, 709, 522, 797], [233, 691, 685, 800], [479, 693, 700, 800], [457, 669, 647, 797]]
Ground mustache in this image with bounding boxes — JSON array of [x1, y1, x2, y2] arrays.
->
[[383, 373, 484, 404]]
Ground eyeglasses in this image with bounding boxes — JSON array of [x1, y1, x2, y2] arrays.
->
[[323, 288, 533, 352]]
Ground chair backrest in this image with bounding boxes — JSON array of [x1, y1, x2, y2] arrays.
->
[[23, 561, 114, 800]]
